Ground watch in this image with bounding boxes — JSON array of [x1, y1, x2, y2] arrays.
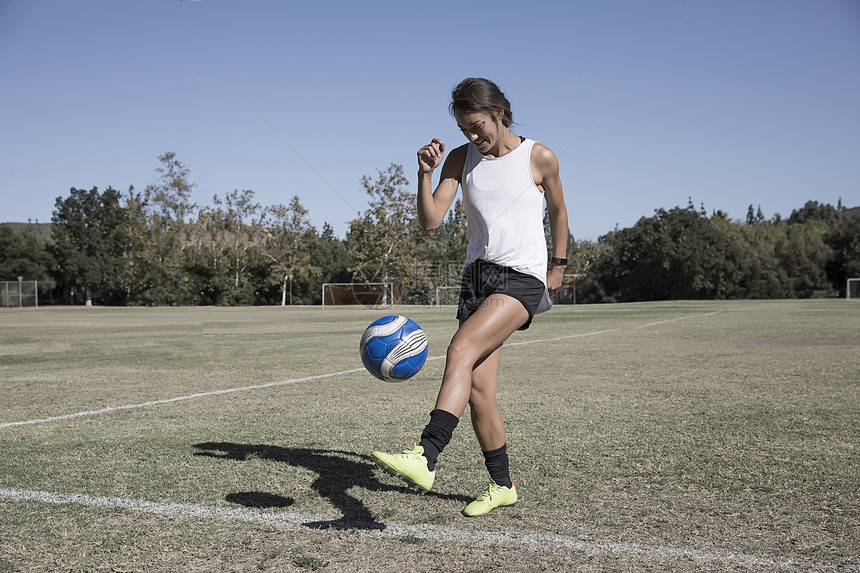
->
[[550, 257, 568, 266]]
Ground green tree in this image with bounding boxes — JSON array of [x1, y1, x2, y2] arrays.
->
[[745, 204, 766, 226], [51, 187, 129, 305], [776, 221, 833, 296], [788, 200, 839, 226], [217, 189, 265, 299], [313, 222, 352, 304], [825, 214, 860, 295], [146, 152, 198, 224], [441, 199, 468, 264], [193, 189, 267, 305], [263, 196, 319, 305], [122, 185, 152, 304], [0, 223, 56, 298], [583, 199, 854, 302], [594, 203, 742, 302], [733, 220, 791, 299], [347, 164, 431, 303], [565, 239, 612, 303], [137, 153, 198, 305], [413, 198, 467, 295]]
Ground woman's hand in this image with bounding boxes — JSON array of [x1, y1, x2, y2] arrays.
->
[[547, 264, 565, 295], [417, 138, 446, 174]]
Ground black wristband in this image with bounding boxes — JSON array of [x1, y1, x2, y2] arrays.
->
[[550, 257, 568, 266]]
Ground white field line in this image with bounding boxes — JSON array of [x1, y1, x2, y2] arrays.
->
[[0, 368, 365, 429], [506, 310, 723, 347], [0, 487, 832, 571], [1, 311, 720, 430]]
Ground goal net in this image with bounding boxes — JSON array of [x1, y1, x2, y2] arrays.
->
[[1, 280, 38, 308], [435, 286, 460, 308], [322, 282, 400, 308], [848, 278, 860, 301]]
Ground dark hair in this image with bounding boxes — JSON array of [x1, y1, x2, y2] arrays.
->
[[449, 78, 513, 128]]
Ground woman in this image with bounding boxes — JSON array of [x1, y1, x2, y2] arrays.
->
[[372, 78, 569, 517]]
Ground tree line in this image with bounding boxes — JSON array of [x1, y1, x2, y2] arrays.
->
[[573, 200, 859, 302], [1, 152, 858, 306]]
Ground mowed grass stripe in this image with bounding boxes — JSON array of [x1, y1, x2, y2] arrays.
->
[[0, 487, 818, 571], [0, 311, 720, 429]]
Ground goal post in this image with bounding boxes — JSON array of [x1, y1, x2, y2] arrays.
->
[[322, 282, 400, 308], [847, 278, 860, 301], [435, 286, 460, 309], [1, 280, 38, 308]]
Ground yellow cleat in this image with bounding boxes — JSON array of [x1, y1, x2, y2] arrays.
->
[[371, 443, 435, 493], [462, 480, 517, 517]]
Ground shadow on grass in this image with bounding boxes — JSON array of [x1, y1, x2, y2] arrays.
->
[[192, 442, 471, 531], [225, 491, 295, 509]]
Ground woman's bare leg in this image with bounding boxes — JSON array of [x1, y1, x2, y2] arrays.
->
[[468, 345, 505, 451], [434, 293, 528, 420]]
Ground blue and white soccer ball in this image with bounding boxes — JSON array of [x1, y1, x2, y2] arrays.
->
[[359, 315, 429, 382]]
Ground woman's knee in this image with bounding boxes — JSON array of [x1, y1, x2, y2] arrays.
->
[[445, 334, 479, 368]]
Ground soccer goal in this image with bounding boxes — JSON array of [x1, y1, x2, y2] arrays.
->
[[847, 278, 860, 301], [322, 282, 400, 308], [1, 280, 38, 308], [435, 286, 460, 309]]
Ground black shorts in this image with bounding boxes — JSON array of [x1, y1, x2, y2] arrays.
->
[[456, 259, 546, 330]]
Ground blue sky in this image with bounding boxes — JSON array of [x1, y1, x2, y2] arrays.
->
[[1, 0, 858, 241]]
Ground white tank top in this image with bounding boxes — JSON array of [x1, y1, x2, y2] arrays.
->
[[461, 138, 552, 313]]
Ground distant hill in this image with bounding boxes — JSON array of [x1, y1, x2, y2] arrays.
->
[[2, 222, 53, 243]]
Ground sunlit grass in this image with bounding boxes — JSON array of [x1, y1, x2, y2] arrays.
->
[[0, 300, 857, 571]]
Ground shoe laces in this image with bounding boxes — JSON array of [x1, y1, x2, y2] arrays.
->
[[476, 482, 504, 501], [395, 444, 422, 459]]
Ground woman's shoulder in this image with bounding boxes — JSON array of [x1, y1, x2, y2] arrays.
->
[[529, 141, 560, 171], [441, 143, 471, 176], [528, 140, 556, 159], [449, 142, 471, 159]]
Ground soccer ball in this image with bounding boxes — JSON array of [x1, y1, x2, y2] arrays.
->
[[359, 315, 429, 381]]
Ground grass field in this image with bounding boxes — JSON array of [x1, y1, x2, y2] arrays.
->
[[1, 300, 858, 572]]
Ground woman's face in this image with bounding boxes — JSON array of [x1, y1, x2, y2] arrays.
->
[[455, 109, 503, 154]]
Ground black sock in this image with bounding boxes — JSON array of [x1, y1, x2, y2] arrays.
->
[[418, 409, 459, 471], [483, 444, 513, 488]]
